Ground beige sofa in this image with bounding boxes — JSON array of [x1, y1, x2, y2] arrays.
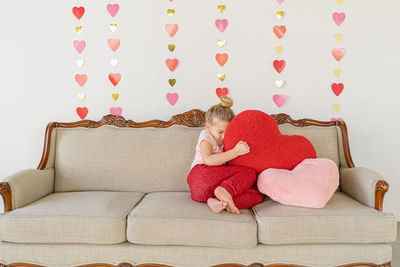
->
[[0, 110, 396, 267]]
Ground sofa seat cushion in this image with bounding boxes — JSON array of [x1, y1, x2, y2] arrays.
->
[[0, 191, 144, 244], [253, 191, 397, 245], [127, 192, 257, 248]]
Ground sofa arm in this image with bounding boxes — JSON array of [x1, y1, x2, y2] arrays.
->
[[0, 168, 54, 211], [340, 167, 389, 211]]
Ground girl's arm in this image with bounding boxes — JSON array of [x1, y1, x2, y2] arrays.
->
[[200, 140, 249, 166]]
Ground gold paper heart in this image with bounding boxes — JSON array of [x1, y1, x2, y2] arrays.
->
[[168, 44, 175, 52], [334, 33, 343, 41], [167, 9, 175, 17], [218, 5, 226, 13], [168, 79, 176, 87], [275, 46, 283, 54], [112, 93, 119, 101], [77, 93, 85, 101], [76, 59, 85, 68], [218, 40, 226, 48], [276, 11, 284, 19], [75, 26, 83, 34], [334, 69, 342, 77], [336, 0, 343, 5], [109, 24, 117, 32], [275, 80, 284, 88], [110, 58, 118, 66], [218, 73, 226, 81], [333, 104, 341, 111]]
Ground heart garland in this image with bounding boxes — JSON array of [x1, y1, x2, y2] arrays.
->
[[166, 2, 179, 106], [215, 6, 229, 99], [108, 4, 121, 115]]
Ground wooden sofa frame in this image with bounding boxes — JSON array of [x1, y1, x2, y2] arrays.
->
[[0, 110, 391, 267]]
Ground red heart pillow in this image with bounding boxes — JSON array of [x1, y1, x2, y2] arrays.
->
[[223, 110, 316, 174]]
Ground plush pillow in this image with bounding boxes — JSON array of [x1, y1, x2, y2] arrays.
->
[[223, 110, 316, 174], [257, 158, 339, 208]]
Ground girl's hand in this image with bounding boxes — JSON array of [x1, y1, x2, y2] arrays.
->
[[233, 141, 250, 156]]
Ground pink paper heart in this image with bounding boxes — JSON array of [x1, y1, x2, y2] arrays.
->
[[273, 94, 285, 107], [166, 59, 178, 72], [333, 12, 346, 26], [110, 107, 122, 116], [276, 0, 284, 3], [332, 48, 345, 61], [75, 74, 87, 87], [73, 40, 86, 53], [107, 4, 119, 17], [330, 117, 343, 121], [165, 24, 178, 37], [108, 39, 120, 52], [166, 93, 179, 106], [215, 19, 228, 32]]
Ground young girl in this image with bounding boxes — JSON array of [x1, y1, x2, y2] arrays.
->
[[187, 96, 264, 214]]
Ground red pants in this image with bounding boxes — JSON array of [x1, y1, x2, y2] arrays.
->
[[187, 164, 265, 209]]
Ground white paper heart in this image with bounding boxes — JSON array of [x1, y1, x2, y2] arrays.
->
[[109, 24, 117, 32], [76, 59, 85, 68], [275, 80, 284, 88], [110, 58, 118, 66], [77, 93, 85, 101], [218, 39, 226, 48]]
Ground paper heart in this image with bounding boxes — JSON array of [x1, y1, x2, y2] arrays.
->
[[109, 73, 121, 86], [107, 4, 119, 17], [218, 5, 226, 13], [273, 94, 286, 107], [168, 79, 176, 87], [109, 24, 117, 32], [110, 58, 118, 66], [273, 25, 286, 39], [334, 69, 341, 77], [167, 9, 175, 17], [224, 110, 316, 174], [275, 46, 283, 54], [166, 93, 179, 106], [275, 80, 284, 88], [75, 74, 87, 87], [165, 24, 178, 37], [332, 48, 345, 61], [257, 158, 339, 208], [76, 59, 85, 68], [108, 39, 120, 52], [77, 93, 85, 101], [333, 12, 346, 26], [75, 26, 83, 34], [216, 87, 228, 98], [215, 19, 228, 32], [168, 44, 175, 52], [331, 83, 344, 96], [276, 11, 284, 19], [273, 60, 286, 73], [166, 58, 178, 72], [76, 107, 88, 120], [72, 6, 85, 20], [336, 0, 343, 5], [334, 33, 343, 41], [73, 40, 86, 54], [276, 0, 284, 3], [110, 107, 122, 116], [218, 40, 226, 48], [218, 73, 226, 81], [216, 53, 228, 67], [333, 104, 341, 111], [330, 117, 343, 121], [112, 93, 119, 101]]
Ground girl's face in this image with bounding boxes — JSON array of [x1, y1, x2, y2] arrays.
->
[[205, 119, 230, 146]]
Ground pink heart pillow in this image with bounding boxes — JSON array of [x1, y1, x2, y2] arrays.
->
[[257, 158, 339, 208]]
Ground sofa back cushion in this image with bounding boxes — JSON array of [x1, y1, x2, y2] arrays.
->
[[53, 123, 340, 193]]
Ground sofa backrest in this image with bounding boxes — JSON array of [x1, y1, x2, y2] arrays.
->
[[45, 118, 348, 193]]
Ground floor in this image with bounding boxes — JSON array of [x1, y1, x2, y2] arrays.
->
[[392, 222, 400, 265]]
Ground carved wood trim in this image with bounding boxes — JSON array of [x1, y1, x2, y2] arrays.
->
[[375, 180, 389, 211], [0, 261, 391, 267], [0, 182, 12, 212]]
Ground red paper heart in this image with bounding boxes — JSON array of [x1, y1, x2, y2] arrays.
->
[[76, 107, 88, 120], [215, 53, 228, 67], [166, 59, 178, 71], [331, 83, 344, 96], [273, 60, 286, 73], [224, 110, 316, 174], [273, 25, 286, 39], [72, 7, 85, 20], [216, 87, 228, 98], [75, 74, 87, 87], [109, 73, 121, 86]]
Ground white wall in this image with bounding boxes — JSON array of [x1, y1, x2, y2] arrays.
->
[[1, 0, 399, 218]]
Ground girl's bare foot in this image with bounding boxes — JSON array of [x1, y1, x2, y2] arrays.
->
[[207, 198, 228, 213], [214, 186, 240, 214]]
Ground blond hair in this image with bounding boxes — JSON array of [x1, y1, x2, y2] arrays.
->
[[205, 96, 235, 125]]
